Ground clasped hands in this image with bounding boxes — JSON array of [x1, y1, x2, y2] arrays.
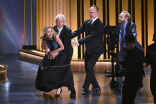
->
[[45, 47, 58, 59], [71, 39, 78, 47]]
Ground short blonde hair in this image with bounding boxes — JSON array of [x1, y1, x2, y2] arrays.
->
[[40, 25, 58, 40], [55, 14, 65, 21], [121, 11, 131, 21]]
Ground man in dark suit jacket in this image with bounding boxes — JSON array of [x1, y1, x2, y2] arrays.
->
[[117, 20, 144, 52], [53, 15, 73, 62], [71, 5, 104, 95], [143, 33, 156, 104], [52, 14, 76, 97], [116, 11, 144, 91]]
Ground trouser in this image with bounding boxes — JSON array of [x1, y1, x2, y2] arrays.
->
[[150, 76, 156, 104], [122, 78, 140, 104], [116, 48, 127, 90], [68, 49, 75, 91], [82, 52, 101, 89]]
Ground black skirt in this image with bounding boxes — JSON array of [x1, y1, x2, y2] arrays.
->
[[35, 52, 73, 92]]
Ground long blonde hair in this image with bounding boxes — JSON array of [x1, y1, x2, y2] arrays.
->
[[40, 25, 58, 40]]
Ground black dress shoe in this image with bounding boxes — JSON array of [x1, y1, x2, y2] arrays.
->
[[82, 88, 89, 95], [55, 89, 62, 97], [89, 87, 95, 92], [89, 87, 101, 94], [70, 90, 76, 98]]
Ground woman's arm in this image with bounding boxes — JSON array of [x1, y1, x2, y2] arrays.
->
[[48, 36, 64, 59], [41, 39, 46, 49], [52, 35, 64, 53], [41, 39, 50, 55]]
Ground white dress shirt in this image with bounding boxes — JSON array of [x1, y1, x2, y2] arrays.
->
[[57, 26, 63, 37], [90, 17, 98, 24]]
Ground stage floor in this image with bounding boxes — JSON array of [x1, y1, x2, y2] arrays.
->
[[0, 54, 154, 104]]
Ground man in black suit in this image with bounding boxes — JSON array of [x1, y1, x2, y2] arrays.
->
[[52, 14, 76, 97], [143, 33, 156, 104], [71, 5, 104, 95], [116, 11, 144, 91]]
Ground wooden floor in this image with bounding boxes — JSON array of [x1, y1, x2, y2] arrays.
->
[[0, 54, 154, 104]]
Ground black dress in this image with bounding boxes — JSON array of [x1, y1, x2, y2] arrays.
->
[[36, 37, 73, 92]]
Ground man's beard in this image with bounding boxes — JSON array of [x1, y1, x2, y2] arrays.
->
[[119, 19, 125, 24]]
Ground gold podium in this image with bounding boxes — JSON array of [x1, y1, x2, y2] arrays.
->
[[0, 64, 8, 83]]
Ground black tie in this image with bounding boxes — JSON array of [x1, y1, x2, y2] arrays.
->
[[121, 25, 124, 49], [87, 20, 92, 35], [88, 20, 92, 27]]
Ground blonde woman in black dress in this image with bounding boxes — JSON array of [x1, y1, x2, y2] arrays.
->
[[36, 25, 75, 98]]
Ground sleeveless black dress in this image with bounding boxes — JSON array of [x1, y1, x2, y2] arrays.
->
[[36, 37, 73, 92]]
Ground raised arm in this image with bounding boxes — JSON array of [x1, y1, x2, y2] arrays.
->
[[71, 20, 87, 39], [78, 21, 104, 45]]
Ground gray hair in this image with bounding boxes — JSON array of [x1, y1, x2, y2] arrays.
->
[[55, 14, 65, 21], [121, 11, 131, 21]]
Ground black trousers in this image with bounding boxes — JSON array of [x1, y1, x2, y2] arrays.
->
[[122, 78, 140, 104], [150, 77, 156, 104], [82, 52, 101, 89], [68, 49, 75, 91]]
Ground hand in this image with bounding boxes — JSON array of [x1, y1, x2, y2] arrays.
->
[[50, 50, 57, 54], [71, 39, 78, 47], [48, 52, 58, 59], [143, 63, 146, 67], [51, 52, 58, 59], [45, 47, 50, 55]]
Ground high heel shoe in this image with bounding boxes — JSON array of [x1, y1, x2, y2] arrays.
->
[[43, 91, 48, 95], [55, 89, 62, 97]]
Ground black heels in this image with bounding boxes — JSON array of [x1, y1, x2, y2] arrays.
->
[[43, 92, 48, 95], [55, 89, 62, 97]]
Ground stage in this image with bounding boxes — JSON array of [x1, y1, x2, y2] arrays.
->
[[0, 54, 154, 104], [19, 49, 151, 72]]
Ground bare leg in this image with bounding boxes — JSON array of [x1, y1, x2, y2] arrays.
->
[[56, 88, 61, 95]]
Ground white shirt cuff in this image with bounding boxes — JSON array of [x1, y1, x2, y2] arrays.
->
[[77, 41, 79, 46]]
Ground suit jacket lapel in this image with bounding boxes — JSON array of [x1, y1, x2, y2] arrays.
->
[[91, 18, 99, 26], [86, 20, 91, 30], [53, 25, 58, 33], [126, 21, 131, 35], [53, 25, 64, 38], [88, 18, 99, 31], [119, 24, 122, 31], [59, 26, 65, 38]]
